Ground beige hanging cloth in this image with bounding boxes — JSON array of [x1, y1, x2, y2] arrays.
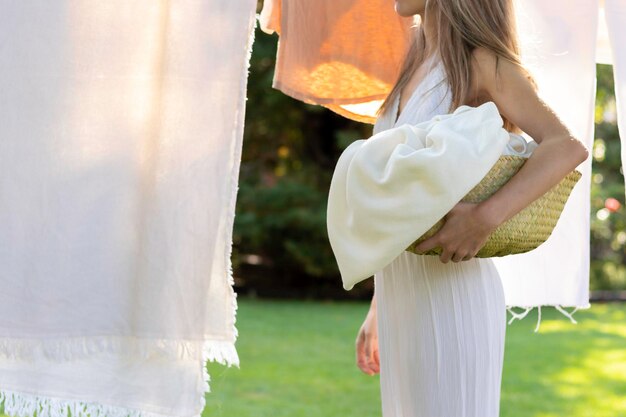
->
[[259, 0, 415, 123], [0, 1, 256, 417]]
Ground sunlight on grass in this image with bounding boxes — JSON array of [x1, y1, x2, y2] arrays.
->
[[549, 348, 626, 416], [502, 302, 626, 417], [539, 305, 626, 338]]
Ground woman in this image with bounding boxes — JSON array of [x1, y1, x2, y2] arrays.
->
[[354, 0, 589, 416]]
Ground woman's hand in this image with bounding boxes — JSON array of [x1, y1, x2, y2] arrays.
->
[[355, 296, 379, 376], [414, 201, 499, 263]]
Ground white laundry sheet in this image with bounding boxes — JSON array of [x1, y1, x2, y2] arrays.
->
[[0, 1, 256, 417]]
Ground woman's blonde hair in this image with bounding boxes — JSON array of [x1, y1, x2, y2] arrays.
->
[[378, 0, 537, 133]]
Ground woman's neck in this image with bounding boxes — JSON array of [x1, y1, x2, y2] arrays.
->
[[418, 11, 437, 61]]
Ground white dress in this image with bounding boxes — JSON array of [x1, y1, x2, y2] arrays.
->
[[373, 54, 507, 417]]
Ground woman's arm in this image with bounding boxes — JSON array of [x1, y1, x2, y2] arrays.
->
[[415, 48, 590, 263], [355, 292, 379, 375], [470, 47, 590, 227]]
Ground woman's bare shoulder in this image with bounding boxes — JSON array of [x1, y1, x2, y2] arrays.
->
[[468, 46, 584, 150], [469, 47, 525, 98]]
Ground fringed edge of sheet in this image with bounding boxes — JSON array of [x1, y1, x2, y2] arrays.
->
[[197, 6, 257, 411], [0, 389, 182, 417], [0, 335, 240, 365], [197, 340, 240, 412], [202, 339, 240, 368], [506, 303, 590, 333], [199, 340, 240, 397]]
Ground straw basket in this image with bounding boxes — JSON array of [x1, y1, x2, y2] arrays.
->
[[406, 155, 583, 257]]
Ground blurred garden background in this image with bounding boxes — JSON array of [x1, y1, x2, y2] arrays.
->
[[197, 15, 626, 417]]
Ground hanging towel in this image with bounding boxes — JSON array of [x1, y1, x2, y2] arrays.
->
[[327, 101, 517, 290], [0, 2, 256, 417], [258, 0, 414, 123]]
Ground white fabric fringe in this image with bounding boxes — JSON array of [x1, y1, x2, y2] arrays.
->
[[0, 390, 176, 417], [506, 304, 580, 333], [0, 337, 240, 417], [0, 337, 239, 365]]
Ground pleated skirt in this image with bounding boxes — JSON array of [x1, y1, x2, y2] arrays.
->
[[374, 251, 506, 417]]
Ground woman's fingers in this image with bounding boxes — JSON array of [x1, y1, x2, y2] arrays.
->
[[414, 234, 440, 253], [357, 348, 375, 375], [364, 332, 378, 375], [356, 323, 379, 375], [356, 328, 372, 374], [451, 251, 470, 262], [370, 343, 380, 374], [440, 247, 455, 263]]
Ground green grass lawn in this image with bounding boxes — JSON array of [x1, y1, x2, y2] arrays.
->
[[203, 299, 626, 417], [0, 299, 623, 417]]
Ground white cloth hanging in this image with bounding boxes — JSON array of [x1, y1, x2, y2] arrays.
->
[[327, 101, 537, 291], [0, 1, 256, 417], [491, 0, 626, 331]]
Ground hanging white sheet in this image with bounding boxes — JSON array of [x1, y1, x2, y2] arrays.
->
[[0, 1, 256, 416], [493, 0, 626, 331]]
